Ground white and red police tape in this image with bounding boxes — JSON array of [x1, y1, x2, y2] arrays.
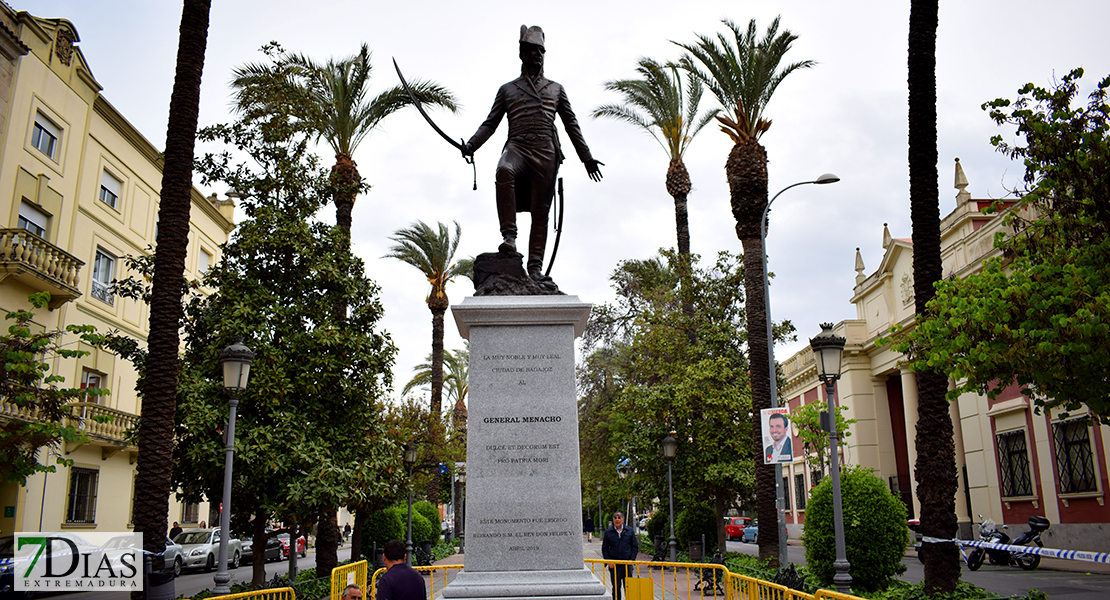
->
[[921, 536, 1110, 564]]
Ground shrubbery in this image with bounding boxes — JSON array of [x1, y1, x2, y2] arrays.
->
[[359, 504, 437, 558], [414, 501, 441, 541], [675, 503, 718, 554], [802, 465, 908, 592]]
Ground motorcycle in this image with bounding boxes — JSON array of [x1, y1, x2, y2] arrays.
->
[[966, 514, 1050, 571], [907, 519, 924, 563]]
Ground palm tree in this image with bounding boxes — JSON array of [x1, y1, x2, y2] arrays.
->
[[907, 1, 959, 593], [231, 45, 459, 238], [386, 221, 468, 420], [675, 16, 813, 567], [386, 221, 467, 504], [403, 347, 470, 408], [592, 58, 719, 256], [134, 0, 211, 593]]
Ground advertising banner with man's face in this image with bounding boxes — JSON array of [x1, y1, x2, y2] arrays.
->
[[760, 407, 793, 464]]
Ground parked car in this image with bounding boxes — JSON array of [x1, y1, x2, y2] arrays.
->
[[241, 535, 282, 564], [276, 533, 306, 558], [742, 522, 758, 544], [2, 533, 101, 595], [724, 517, 753, 541], [173, 528, 241, 572]]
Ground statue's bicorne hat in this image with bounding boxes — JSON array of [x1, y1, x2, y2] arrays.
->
[[519, 25, 545, 49]]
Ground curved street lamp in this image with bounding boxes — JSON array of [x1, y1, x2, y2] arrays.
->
[[810, 323, 851, 593], [761, 174, 840, 565], [404, 442, 418, 566], [213, 337, 254, 595], [662, 434, 677, 563]]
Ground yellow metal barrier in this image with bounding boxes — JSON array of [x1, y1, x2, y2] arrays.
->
[[332, 559, 369, 600], [585, 559, 730, 600], [357, 557, 866, 600], [813, 590, 861, 600], [208, 587, 296, 600], [369, 564, 465, 600], [585, 558, 869, 600]]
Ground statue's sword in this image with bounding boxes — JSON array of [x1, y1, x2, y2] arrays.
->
[[545, 177, 564, 278], [393, 58, 477, 190]]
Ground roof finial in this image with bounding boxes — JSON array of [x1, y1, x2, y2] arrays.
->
[[955, 157, 971, 206], [854, 247, 866, 285]]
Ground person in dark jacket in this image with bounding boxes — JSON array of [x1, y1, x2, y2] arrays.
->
[[583, 514, 595, 542], [376, 540, 426, 600], [601, 512, 639, 600]]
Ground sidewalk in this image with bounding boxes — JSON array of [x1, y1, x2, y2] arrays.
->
[[435, 537, 1110, 576]]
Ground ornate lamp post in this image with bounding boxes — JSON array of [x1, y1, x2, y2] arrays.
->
[[810, 323, 851, 593], [662, 433, 677, 563], [763, 174, 839, 564], [214, 337, 254, 594], [597, 482, 603, 537], [404, 442, 418, 566]]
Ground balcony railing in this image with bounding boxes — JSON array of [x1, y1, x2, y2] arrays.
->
[[0, 229, 85, 308], [0, 397, 138, 446]]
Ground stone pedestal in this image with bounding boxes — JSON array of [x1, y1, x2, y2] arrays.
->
[[444, 296, 609, 600]]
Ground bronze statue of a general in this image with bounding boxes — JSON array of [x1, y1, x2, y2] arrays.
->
[[462, 25, 603, 283]]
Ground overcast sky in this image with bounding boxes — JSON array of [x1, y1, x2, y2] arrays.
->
[[45, 1, 1110, 405]]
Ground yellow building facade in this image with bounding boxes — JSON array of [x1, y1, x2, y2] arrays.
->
[[0, 4, 234, 536], [776, 160, 1110, 551]]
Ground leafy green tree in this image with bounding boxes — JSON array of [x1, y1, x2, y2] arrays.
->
[[0, 293, 105, 485], [790, 402, 855, 477], [803, 465, 909, 592], [897, 69, 1110, 425], [592, 58, 718, 257], [580, 250, 794, 551], [675, 18, 813, 565], [231, 44, 458, 238], [171, 81, 396, 584]]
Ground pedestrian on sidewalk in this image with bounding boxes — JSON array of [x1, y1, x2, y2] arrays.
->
[[376, 540, 426, 600], [602, 512, 638, 600], [584, 514, 595, 543]]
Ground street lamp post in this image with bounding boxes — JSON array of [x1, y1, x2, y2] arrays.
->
[[810, 323, 851, 593], [404, 442, 417, 566], [762, 174, 839, 565], [213, 337, 254, 595], [597, 483, 603, 538], [662, 434, 677, 563], [457, 470, 466, 553]]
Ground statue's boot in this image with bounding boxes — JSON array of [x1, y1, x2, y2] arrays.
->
[[496, 180, 517, 253], [527, 221, 548, 280]]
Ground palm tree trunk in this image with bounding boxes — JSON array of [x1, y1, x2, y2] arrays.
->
[[908, 0, 959, 593], [725, 137, 776, 566], [422, 301, 448, 503], [667, 159, 693, 257], [133, 3, 210, 597], [352, 507, 364, 562], [315, 511, 340, 578], [333, 153, 359, 240]]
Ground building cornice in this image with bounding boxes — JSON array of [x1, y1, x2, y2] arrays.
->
[[94, 96, 162, 169]]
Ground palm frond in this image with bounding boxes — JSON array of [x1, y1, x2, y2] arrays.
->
[[384, 220, 464, 304], [674, 16, 814, 141]]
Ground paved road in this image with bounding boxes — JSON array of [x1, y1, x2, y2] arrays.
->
[[59, 546, 353, 600], [723, 539, 1110, 600]]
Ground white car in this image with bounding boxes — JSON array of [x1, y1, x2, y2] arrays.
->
[[173, 528, 241, 572]]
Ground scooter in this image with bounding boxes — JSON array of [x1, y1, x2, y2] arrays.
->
[[966, 514, 1050, 571]]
